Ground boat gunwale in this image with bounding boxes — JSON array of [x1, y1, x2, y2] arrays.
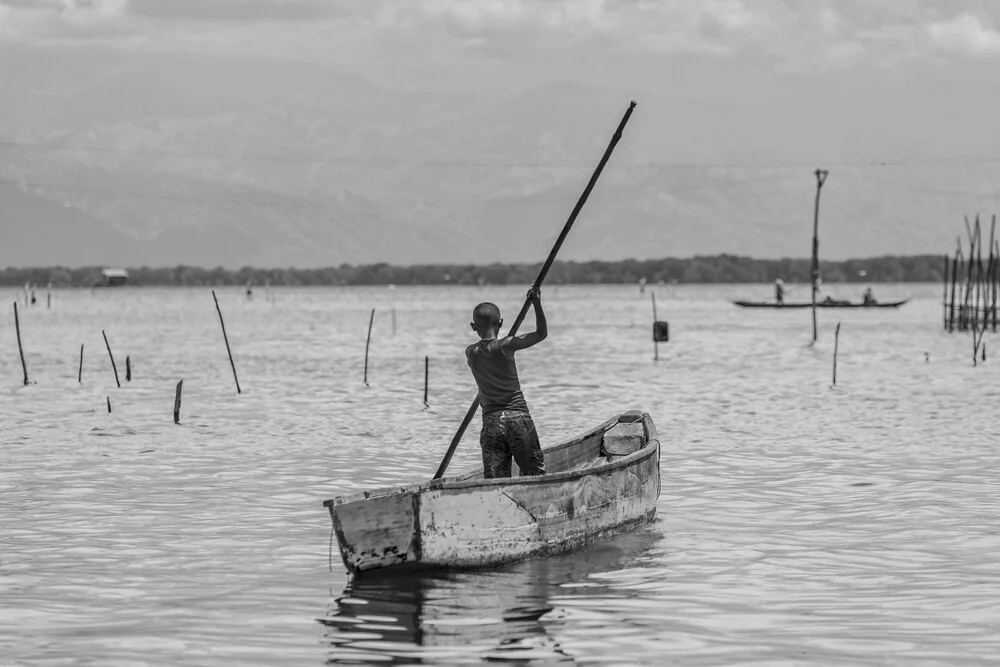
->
[[432, 437, 659, 491], [323, 411, 652, 508]]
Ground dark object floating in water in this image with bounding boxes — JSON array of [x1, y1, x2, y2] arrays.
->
[[139, 449, 154, 454], [652, 320, 669, 342], [732, 299, 909, 309], [850, 482, 875, 487]]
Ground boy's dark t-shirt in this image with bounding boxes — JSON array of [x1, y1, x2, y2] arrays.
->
[[466, 338, 528, 415]]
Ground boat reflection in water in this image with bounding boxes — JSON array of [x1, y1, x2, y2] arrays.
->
[[320, 524, 663, 664]]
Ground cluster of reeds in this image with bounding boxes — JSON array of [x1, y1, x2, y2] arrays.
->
[[943, 215, 998, 334], [942, 215, 998, 365]]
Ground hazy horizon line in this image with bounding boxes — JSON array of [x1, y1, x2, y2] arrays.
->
[[0, 252, 948, 273]]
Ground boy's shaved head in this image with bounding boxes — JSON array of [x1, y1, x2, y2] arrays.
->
[[473, 302, 502, 329]]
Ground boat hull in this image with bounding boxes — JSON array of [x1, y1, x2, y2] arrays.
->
[[324, 411, 661, 574], [732, 299, 909, 309]]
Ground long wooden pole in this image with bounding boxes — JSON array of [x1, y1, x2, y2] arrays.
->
[[949, 246, 960, 332], [942, 254, 949, 330], [78, 344, 84, 384], [102, 329, 120, 388], [974, 216, 983, 329], [433, 100, 637, 481], [14, 302, 28, 386], [962, 217, 977, 328], [994, 240, 999, 331], [363, 308, 375, 385], [810, 169, 829, 344], [212, 290, 241, 394], [423, 356, 429, 407], [983, 236, 993, 331]]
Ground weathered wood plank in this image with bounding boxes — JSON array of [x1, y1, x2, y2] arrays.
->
[[333, 492, 420, 571], [602, 421, 645, 456]]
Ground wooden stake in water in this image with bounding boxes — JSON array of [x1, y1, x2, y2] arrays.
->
[[994, 240, 999, 331], [174, 380, 183, 424], [212, 290, 241, 394], [651, 292, 659, 362], [102, 330, 121, 388], [942, 254, 949, 330], [832, 322, 841, 386], [78, 344, 84, 384], [107, 396, 112, 414], [14, 302, 28, 386], [950, 241, 963, 331], [810, 169, 829, 345], [364, 308, 375, 385], [424, 356, 429, 407], [126, 356, 131, 383]]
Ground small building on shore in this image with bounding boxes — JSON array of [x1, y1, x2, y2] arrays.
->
[[102, 268, 129, 287]]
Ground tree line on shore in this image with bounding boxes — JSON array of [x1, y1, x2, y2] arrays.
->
[[1, 254, 948, 288]]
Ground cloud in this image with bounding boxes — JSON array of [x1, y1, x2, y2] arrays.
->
[[127, 0, 347, 23], [0, 0, 130, 41], [3, 0, 1000, 72], [927, 11, 1000, 56]]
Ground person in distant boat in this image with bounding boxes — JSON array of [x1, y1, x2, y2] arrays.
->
[[774, 276, 785, 305], [466, 287, 547, 479], [862, 286, 876, 305]]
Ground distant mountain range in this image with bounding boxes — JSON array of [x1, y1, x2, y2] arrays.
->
[[2, 44, 999, 268]]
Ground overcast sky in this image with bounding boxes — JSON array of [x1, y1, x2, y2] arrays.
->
[[3, 0, 1000, 93], [2, 1, 1000, 265]]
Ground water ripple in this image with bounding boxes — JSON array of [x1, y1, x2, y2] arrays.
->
[[2, 284, 999, 665]]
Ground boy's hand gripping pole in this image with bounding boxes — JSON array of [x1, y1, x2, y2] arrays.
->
[[432, 100, 637, 481]]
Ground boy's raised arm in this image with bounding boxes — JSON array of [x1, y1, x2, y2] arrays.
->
[[504, 288, 547, 352]]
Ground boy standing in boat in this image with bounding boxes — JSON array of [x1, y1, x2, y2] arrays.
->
[[466, 288, 547, 479]]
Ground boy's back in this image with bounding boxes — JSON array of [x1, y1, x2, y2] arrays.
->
[[465, 338, 527, 414]]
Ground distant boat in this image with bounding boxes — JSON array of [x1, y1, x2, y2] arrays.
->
[[322, 411, 660, 575], [733, 298, 909, 309], [734, 173, 909, 319]]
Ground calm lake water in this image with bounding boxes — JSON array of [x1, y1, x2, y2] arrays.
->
[[2, 283, 998, 666]]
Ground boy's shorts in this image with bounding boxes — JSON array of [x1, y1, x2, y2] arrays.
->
[[480, 409, 545, 479]]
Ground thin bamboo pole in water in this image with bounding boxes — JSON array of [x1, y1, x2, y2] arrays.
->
[[942, 254, 949, 330], [212, 290, 241, 394], [14, 302, 28, 386], [102, 330, 120, 388], [364, 308, 375, 386], [832, 322, 841, 386], [651, 292, 659, 362], [810, 169, 829, 344]]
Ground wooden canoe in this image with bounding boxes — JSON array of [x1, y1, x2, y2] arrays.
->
[[322, 410, 661, 575], [732, 299, 909, 309]]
